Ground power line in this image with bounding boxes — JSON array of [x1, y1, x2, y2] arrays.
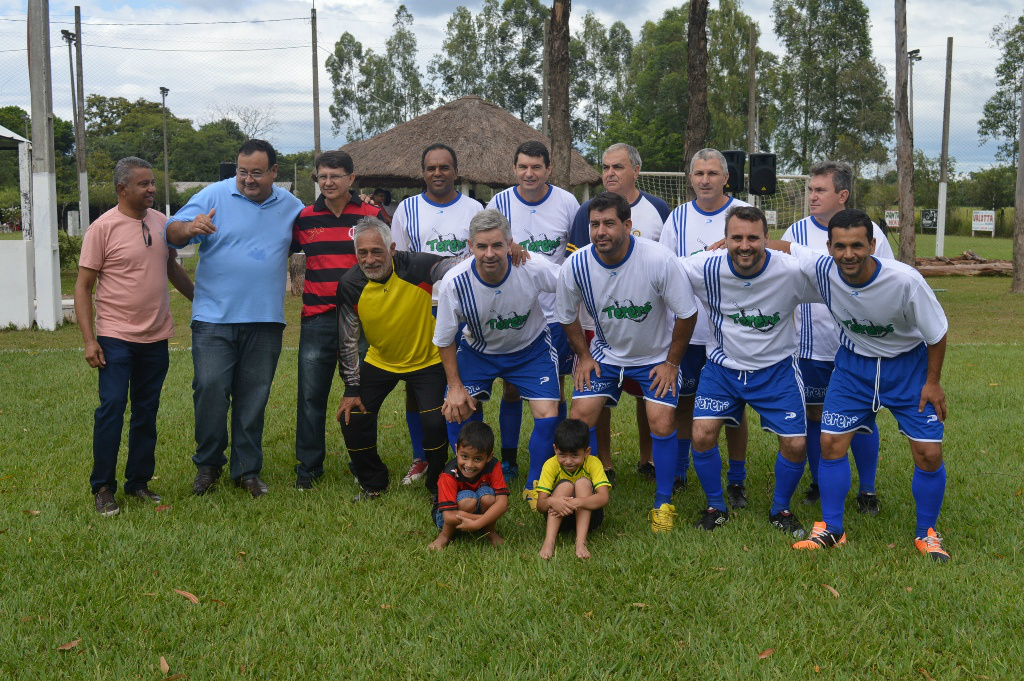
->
[[0, 15, 308, 26], [80, 43, 307, 53]]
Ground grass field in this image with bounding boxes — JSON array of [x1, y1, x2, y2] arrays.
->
[[2, 257, 1024, 678]]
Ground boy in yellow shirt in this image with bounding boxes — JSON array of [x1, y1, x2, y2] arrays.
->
[[536, 419, 611, 559]]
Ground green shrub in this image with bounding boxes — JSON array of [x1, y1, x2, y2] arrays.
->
[[57, 229, 82, 271]]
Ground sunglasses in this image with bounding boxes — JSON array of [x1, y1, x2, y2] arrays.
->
[[141, 219, 152, 247]]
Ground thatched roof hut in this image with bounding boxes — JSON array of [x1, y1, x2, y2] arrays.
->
[[339, 96, 601, 190]]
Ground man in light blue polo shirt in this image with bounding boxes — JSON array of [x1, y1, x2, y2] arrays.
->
[[167, 139, 303, 498]]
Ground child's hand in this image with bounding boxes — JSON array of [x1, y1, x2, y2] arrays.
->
[[455, 512, 484, 532], [547, 497, 574, 517]]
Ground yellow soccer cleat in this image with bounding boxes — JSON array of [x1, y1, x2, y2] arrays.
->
[[648, 503, 678, 533], [522, 486, 538, 511]]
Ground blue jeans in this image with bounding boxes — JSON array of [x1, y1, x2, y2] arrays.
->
[[295, 313, 338, 479], [90, 337, 169, 494], [191, 321, 283, 480]]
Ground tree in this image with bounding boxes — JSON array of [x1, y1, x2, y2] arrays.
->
[[978, 13, 1024, 164], [496, 0, 547, 124], [570, 12, 633, 159], [326, 32, 367, 139], [684, 0, 709, 176], [429, 7, 485, 101], [386, 6, 434, 124], [769, 0, 894, 172], [208, 104, 278, 140]]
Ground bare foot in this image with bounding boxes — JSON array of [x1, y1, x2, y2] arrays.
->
[[428, 535, 450, 551], [487, 531, 504, 547], [539, 543, 555, 559], [575, 543, 591, 559]]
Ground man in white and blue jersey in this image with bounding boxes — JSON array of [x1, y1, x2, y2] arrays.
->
[[783, 161, 894, 511], [392, 144, 483, 487], [434, 210, 561, 505], [680, 205, 824, 537], [557, 191, 698, 533], [782, 210, 951, 562], [659, 148, 752, 503], [487, 141, 579, 483], [566, 143, 672, 484]]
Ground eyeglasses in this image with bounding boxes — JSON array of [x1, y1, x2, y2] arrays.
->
[[316, 173, 352, 183], [237, 169, 268, 180], [140, 220, 152, 247]]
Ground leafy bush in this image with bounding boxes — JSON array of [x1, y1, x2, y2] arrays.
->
[[57, 229, 83, 271]]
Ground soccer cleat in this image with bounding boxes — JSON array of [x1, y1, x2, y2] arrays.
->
[[401, 459, 428, 486], [636, 461, 656, 482], [352, 489, 382, 502], [769, 510, 807, 539], [914, 528, 950, 563], [726, 483, 747, 509], [648, 503, 678, 533], [856, 491, 880, 516], [294, 477, 314, 491], [802, 483, 820, 504], [792, 521, 846, 551], [93, 486, 120, 517], [694, 507, 729, 531], [501, 460, 519, 481], [673, 476, 688, 492], [522, 486, 538, 511]]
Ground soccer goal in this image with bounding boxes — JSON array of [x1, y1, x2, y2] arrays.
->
[[637, 172, 811, 231]]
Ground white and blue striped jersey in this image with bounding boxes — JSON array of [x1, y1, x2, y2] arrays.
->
[[487, 184, 579, 322], [433, 256, 559, 355], [790, 244, 948, 359], [660, 196, 751, 345], [391, 192, 482, 256], [556, 237, 698, 367], [680, 250, 823, 371], [783, 216, 895, 361], [567, 190, 671, 253]]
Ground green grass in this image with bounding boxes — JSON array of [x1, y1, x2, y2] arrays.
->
[[1, 273, 1023, 679]]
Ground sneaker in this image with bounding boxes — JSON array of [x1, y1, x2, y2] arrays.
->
[[352, 489, 383, 502], [94, 486, 120, 517], [769, 510, 807, 539], [914, 528, 950, 563], [501, 460, 519, 481], [726, 483, 747, 509], [401, 459, 428, 486], [522, 487, 538, 511], [125, 486, 162, 503], [856, 491, 880, 516], [295, 477, 314, 491], [802, 483, 820, 504], [636, 461, 656, 482], [673, 476, 688, 492], [694, 507, 728, 531], [792, 521, 846, 550], [648, 503, 678, 533], [604, 468, 616, 486]]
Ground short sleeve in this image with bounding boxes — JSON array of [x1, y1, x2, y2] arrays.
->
[[659, 211, 679, 256], [488, 462, 509, 496], [660, 254, 698, 319], [566, 203, 591, 253], [168, 185, 216, 246], [555, 258, 583, 324], [392, 201, 410, 252], [906, 281, 949, 346], [432, 270, 463, 347], [535, 458, 559, 494], [79, 222, 105, 270], [586, 457, 611, 489], [872, 223, 896, 260], [436, 474, 459, 511], [528, 257, 560, 294]]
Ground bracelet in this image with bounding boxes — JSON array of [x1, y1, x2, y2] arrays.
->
[[665, 360, 679, 368]]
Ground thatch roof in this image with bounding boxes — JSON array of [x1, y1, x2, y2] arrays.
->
[[339, 96, 601, 189]]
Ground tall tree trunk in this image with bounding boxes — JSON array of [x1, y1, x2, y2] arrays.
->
[[549, 0, 572, 189], [684, 0, 709, 198], [894, 0, 916, 265]]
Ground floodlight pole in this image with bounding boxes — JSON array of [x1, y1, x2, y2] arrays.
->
[[74, 6, 89, 234], [908, 49, 921, 136], [60, 28, 81, 236], [160, 86, 170, 215]]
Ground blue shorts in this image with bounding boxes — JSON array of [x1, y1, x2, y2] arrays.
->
[[693, 357, 807, 436], [677, 344, 708, 396], [572, 360, 679, 408], [434, 486, 495, 528], [547, 323, 574, 377], [454, 332, 560, 402], [799, 358, 833, 405], [822, 344, 943, 442]]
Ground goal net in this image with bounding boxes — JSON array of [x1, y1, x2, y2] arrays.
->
[[637, 172, 811, 232]]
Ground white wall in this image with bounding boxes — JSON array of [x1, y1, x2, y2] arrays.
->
[[0, 240, 36, 329]]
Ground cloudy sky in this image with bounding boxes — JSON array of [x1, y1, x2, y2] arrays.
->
[[0, 0, 1018, 173]]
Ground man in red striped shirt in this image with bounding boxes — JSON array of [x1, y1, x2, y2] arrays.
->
[[292, 150, 387, 489]]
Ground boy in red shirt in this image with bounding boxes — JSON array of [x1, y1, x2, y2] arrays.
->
[[429, 422, 509, 550]]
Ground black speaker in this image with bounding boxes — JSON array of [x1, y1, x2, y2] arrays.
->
[[721, 150, 746, 193], [749, 153, 777, 195], [219, 162, 237, 181]]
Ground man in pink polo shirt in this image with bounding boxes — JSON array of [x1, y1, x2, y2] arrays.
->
[[74, 157, 194, 517]]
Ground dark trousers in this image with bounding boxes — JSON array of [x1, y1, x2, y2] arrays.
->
[[340, 362, 448, 493], [295, 313, 338, 480], [90, 337, 169, 494], [190, 321, 283, 481]]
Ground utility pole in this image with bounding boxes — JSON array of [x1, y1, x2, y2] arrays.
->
[[747, 23, 757, 205], [541, 16, 550, 137], [160, 86, 170, 215], [311, 7, 321, 156], [28, 0, 61, 330], [1013, 61, 1024, 293], [937, 38, 952, 258], [908, 48, 921, 136], [74, 6, 89, 232], [60, 28, 81, 235], [894, 0, 916, 265]]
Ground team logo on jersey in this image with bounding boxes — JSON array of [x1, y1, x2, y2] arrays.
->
[[727, 308, 781, 332], [601, 299, 653, 323], [520, 234, 562, 255], [427, 229, 466, 253], [487, 310, 531, 331], [631, 229, 642, 237], [840, 316, 894, 337]]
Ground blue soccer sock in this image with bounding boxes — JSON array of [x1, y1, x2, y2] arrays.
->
[[651, 430, 678, 507], [588, 426, 598, 460], [692, 445, 726, 512], [912, 463, 946, 538], [727, 457, 746, 485], [499, 398, 523, 451], [851, 424, 880, 494], [527, 417, 559, 491], [676, 438, 691, 480], [407, 411, 425, 461], [557, 400, 567, 423], [806, 419, 822, 485], [771, 452, 806, 516], [819, 455, 852, 535], [446, 420, 463, 456]]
